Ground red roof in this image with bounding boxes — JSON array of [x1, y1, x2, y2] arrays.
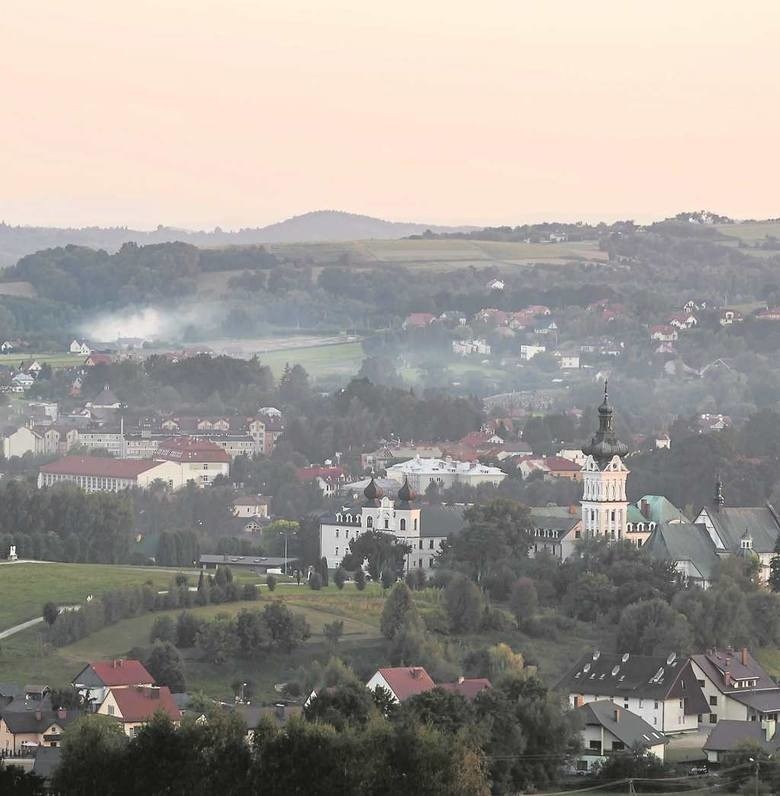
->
[[156, 437, 231, 463], [86, 659, 156, 687], [39, 456, 166, 479], [376, 667, 435, 701], [85, 353, 113, 365], [404, 313, 436, 327], [542, 456, 582, 472], [439, 678, 492, 700], [296, 466, 345, 481], [109, 685, 180, 723]]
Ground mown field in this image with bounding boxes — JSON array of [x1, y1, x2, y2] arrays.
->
[[0, 352, 84, 368], [257, 341, 364, 379]]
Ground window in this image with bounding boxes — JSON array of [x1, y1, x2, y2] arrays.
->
[[679, 699, 684, 709], [612, 741, 625, 752], [575, 530, 581, 539], [429, 558, 434, 567], [429, 539, 434, 549], [639, 699, 643, 708], [418, 540, 423, 550], [709, 696, 717, 706], [366, 517, 373, 528], [335, 529, 339, 538], [107, 705, 115, 716], [709, 713, 717, 724], [400, 519, 406, 531], [681, 680, 686, 690], [384, 519, 389, 529], [588, 740, 602, 753], [414, 519, 418, 531], [611, 510, 615, 522], [418, 559, 423, 568], [654, 701, 658, 709], [335, 547, 339, 556]]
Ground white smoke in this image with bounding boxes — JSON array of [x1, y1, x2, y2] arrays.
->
[[84, 304, 220, 344]]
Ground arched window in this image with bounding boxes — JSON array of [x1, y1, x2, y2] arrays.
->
[[400, 519, 406, 531], [414, 519, 418, 531], [335, 529, 339, 538], [384, 519, 389, 529], [366, 516, 373, 528]]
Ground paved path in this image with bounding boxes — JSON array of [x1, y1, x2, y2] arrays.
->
[[0, 616, 44, 640]]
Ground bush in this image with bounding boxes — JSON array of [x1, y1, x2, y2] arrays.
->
[[510, 577, 538, 623], [266, 574, 277, 592], [283, 681, 302, 698], [380, 570, 395, 590], [420, 605, 450, 635], [334, 567, 347, 590], [443, 575, 483, 633], [354, 569, 366, 591], [405, 569, 428, 591], [242, 583, 259, 601], [309, 572, 323, 590], [480, 606, 512, 631], [42, 601, 59, 626], [176, 611, 201, 648], [521, 616, 553, 638], [225, 582, 240, 602]]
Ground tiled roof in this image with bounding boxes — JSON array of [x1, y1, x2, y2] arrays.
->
[[156, 437, 231, 463], [296, 466, 345, 481], [1, 708, 77, 734], [39, 457, 165, 479], [79, 659, 156, 687], [703, 720, 780, 753], [438, 678, 492, 700], [577, 701, 668, 749], [691, 650, 776, 693], [110, 686, 180, 723], [376, 667, 435, 701]]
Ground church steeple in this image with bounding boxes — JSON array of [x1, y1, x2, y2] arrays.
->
[[714, 476, 725, 511], [581, 380, 629, 467]]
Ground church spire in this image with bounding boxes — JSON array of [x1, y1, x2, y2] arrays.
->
[[714, 475, 725, 510], [582, 381, 629, 466]]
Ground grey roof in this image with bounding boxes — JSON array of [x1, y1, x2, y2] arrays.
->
[[199, 555, 296, 567], [577, 700, 668, 749], [644, 522, 720, 580], [730, 690, 780, 713], [419, 506, 465, 538], [32, 747, 62, 782], [529, 506, 580, 535], [691, 650, 777, 694], [0, 707, 77, 734], [0, 683, 23, 700], [557, 651, 709, 714], [703, 720, 780, 753], [702, 506, 780, 554]]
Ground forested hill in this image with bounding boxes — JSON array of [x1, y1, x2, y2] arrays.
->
[[0, 211, 469, 266]]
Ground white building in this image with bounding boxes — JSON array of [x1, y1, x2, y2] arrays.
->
[[385, 456, 505, 493], [38, 456, 184, 492], [2, 426, 42, 459], [520, 344, 546, 361], [155, 437, 230, 486], [319, 478, 465, 571], [452, 339, 491, 356]]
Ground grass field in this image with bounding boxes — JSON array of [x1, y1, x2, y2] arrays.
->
[[258, 340, 364, 379], [716, 221, 780, 243], [0, 352, 84, 368], [0, 562, 195, 629], [0, 280, 36, 298]]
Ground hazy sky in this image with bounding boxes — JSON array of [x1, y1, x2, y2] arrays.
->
[[2, 1, 778, 229]]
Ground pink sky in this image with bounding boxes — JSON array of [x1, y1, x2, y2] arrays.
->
[[1, 1, 778, 229]]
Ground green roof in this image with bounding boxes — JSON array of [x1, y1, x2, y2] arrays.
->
[[629, 495, 687, 525], [644, 521, 720, 580]]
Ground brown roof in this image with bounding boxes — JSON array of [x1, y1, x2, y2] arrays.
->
[[39, 456, 165, 479], [438, 678, 492, 700], [110, 686, 180, 723], [376, 667, 435, 701], [81, 659, 155, 687], [155, 437, 231, 463]]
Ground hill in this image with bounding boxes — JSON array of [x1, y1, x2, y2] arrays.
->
[[0, 211, 471, 267]]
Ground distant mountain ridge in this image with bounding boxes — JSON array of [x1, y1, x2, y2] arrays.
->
[[0, 210, 473, 266]]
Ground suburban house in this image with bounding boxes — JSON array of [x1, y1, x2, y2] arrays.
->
[[0, 707, 78, 753], [516, 456, 582, 481], [402, 313, 436, 329], [69, 340, 92, 355], [296, 465, 347, 496], [755, 307, 780, 321], [452, 339, 491, 356], [72, 659, 156, 709], [557, 651, 709, 734], [97, 685, 181, 736], [573, 701, 669, 773], [38, 456, 183, 492], [232, 495, 269, 519], [366, 667, 436, 703], [84, 353, 113, 367], [438, 677, 492, 701], [360, 443, 443, 472], [719, 309, 743, 326], [519, 344, 546, 360], [689, 648, 780, 725], [527, 505, 582, 561], [319, 478, 465, 571], [650, 325, 678, 342], [703, 719, 780, 763]]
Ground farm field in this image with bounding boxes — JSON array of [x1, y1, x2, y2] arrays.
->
[[716, 221, 780, 243], [0, 352, 83, 368], [0, 562, 194, 630], [257, 340, 364, 379], [0, 280, 36, 298]]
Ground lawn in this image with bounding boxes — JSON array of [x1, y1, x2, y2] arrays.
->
[[0, 562, 193, 630], [257, 341, 364, 379], [715, 221, 780, 243]]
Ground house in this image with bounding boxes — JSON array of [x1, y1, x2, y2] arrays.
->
[[0, 707, 77, 753], [516, 456, 582, 481], [232, 495, 269, 519], [473, 308, 509, 327], [366, 667, 436, 703], [231, 703, 303, 740], [72, 659, 156, 708], [557, 354, 580, 369], [438, 677, 492, 701], [698, 413, 731, 433], [644, 522, 720, 588], [655, 434, 671, 450], [519, 344, 546, 361], [360, 443, 443, 473], [69, 340, 92, 355], [573, 701, 669, 773], [97, 685, 181, 737], [650, 325, 678, 342], [11, 372, 34, 391], [703, 719, 780, 763], [719, 309, 743, 326], [689, 648, 780, 726], [2, 425, 43, 458], [557, 650, 709, 734], [38, 456, 184, 492], [0, 341, 14, 352], [452, 339, 491, 356], [527, 505, 582, 561], [402, 313, 436, 329], [625, 494, 688, 548], [319, 479, 465, 571], [755, 307, 780, 321], [155, 437, 231, 485], [667, 312, 698, 330], [84, 353, 112, 367]]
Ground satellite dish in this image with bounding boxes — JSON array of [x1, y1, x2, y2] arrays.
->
[[593, 650, 601, 661], [666, 652, 676, 666], [622, 653, 630, 663], [611, 666, 620, 676]]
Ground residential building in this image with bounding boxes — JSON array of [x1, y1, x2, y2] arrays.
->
[[689, 648, 780, 725], [703, 719, 780, 763], [97, 685, 180, 737], [527, 505, 582, 560], [558, 651, 708, 734], [755, 307, 780, 321], [402, 313, 436, 329], [38, 456, 183, 492], [69, 340, 92, 355], [155, 437, 231, 485], [452, 339, 491, 356], [232, 495, 269, 519], [385, 456, 505, 493], [557, 354, 580, 369], [520, 344, 546, 360], [650, 325, 678, 342], [719, 309, 743, 326], [573, 701, 668, 773], [516, 456, 582, 481], [0, 707, 77, 753], [72, 659, 156, 709], [366, 667, 435, 703], [2, 425, 43, 458], [438, 677, 492, 701], [319, 478, 464, 570]]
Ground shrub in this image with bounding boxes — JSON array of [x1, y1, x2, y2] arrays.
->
[[405, 569, 428, 591], [354, 569, 366, 591], [443, 575, 483, 633], [334, 566, 347, 590], [149, 615, 176, 644], [309, 572, 323, 590], [266, 574, 277, 592], [242, 583, 259, 601], [510, 577, 538, 623]]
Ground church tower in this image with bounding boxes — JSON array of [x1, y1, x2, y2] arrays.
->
[[580, 383, 630, 540]]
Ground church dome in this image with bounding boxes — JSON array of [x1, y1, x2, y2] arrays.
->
[[397, 477, 415, 504], [582, 382, 629, 465], [363, 477, 384, 502]]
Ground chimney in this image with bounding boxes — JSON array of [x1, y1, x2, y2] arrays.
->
[[410, 668, 420, 679], [57, 708, 67, 720], [741, 648, 748, 666], [35, 710, 42, 721], [614, 708, 620, 722], [640, 500, 650, 519]]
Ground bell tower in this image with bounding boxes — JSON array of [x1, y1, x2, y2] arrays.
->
[[580, 383, 630, 541]]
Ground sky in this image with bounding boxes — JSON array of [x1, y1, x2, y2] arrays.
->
[[1, 1, 779, 229]]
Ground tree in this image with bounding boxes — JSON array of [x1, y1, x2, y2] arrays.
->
[[266, 574, 277, 592], [443, 575, 484, 633], [617, 599, 692, 656], [42, 601, 59, 626], [509, 578, 538, 623], [145, 641, 187, 692], [319, 557, 330, 587], [334, 566, 347, 590], [176, 611, 201, 648], [309, 572, 323, 590], [401, 688, 475, 735], [323, 620, 344, 650], [354, 568, 366, 591], [380, 582, 420, 640], [303, 682, 375, 730], [769, 534, 780, 592], [596, 746, 666, 782], [263, 601, 311, 652], [149, 615, 176, 644], [342, 530, 410, 582], [197, 614, 238, 664]]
